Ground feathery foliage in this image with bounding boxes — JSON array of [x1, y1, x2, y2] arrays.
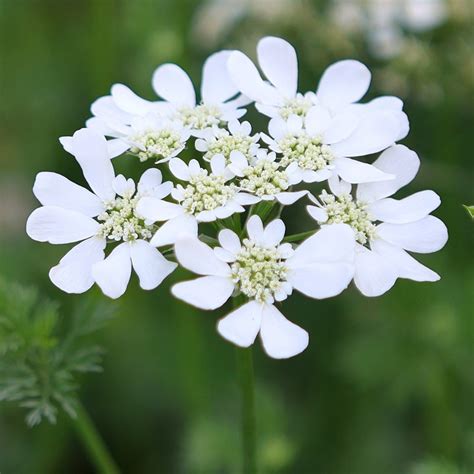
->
[[0, 278, 114, 426]]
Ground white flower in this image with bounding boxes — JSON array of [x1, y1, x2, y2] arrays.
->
[[227, 35, 408, 138], [195, 119, 260, 162], [229, 149, 307, 205], [136, 155, 260, 247], [263, 110, 397, 185], [307, 144, 448, 297], [171, 216, 356, 358], [84, 114, 190, 163], [26, 129, 177, 299], [152, 51, 251, 134]]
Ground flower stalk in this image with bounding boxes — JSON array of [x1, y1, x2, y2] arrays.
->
[[236, 345, 258, 474], [72, 401, 120, 474]]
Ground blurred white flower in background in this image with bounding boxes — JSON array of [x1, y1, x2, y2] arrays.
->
[[330, 0, 448, 58]]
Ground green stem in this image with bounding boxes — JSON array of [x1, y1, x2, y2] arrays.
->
[[235, 345, 257, 474], [72, 401, 120, 474], [283, 229, 316, 243]]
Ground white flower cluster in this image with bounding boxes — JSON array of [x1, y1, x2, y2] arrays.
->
[[27, 37, 448, 359]]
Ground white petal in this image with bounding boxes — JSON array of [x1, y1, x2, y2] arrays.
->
[[107, 138, 130, 158], [33, 172, 103, 217], [334, 157, 394, 184], [136, 197, 183, 222], [150, 214, 198, 247], [371, 239, 440, 282], [217, 301, 262, 347], [27, 206, 99, 244], [323, 112, 359, 144], [234, 192, 261, 206], [307, 205, 328, 222], [369, 190, 441, 224], [201, 50, 239, 104], [260, 304, 308, 359], [376, 216, 448, 254], [111, 84, 155, 115], [92, 242, 132, 299], [112, 175, 135, 197], [90, 95, 133, 123], [214, 247, 236, 263], [169, 158, 191, 181], [152, 63, 196, 107], [227, 51, 282, 105], [49, 237, 106, 294], [356, 145, 420, 202], [275, 191, 307, 205], [328, 174, 352, 196], [263, 219, 285, 247], [246, 215, 265, 243], [210, 153, 226, 175], [288, 223, 355, 267], [137, 168, 163, 194], [287, 263, 354, 299], [353, 244, 398, 297], [330, 111, 400, 157], [174, 237, 231, 276], [130, 240, 177, 290], [68, 128, 115, 201], [317, 60, 371, 111], [172, 276, 234, 310], [257, 36, 297, 98], [305, 105, 332, 136], [218, 229, 241, 254]]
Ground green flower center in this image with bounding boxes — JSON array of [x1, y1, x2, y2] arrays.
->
[[279, 134, 334, 171], [231, 239, 288, 303], [178, 104, 222, 130], [204, 134, 255, 162], [279, 96, 313, 120], [181, 173, 235, 215], [320, 192, 376, 245], [97, 195, 153, 242], [129, 129, 183, 162], [240, 160, 289, 197]]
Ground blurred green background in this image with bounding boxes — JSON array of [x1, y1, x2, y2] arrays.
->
[[0, 0, 473, 473]]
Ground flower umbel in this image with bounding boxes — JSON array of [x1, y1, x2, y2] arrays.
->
[[129, 128, 184, 162]]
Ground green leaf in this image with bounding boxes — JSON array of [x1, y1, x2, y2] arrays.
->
[[463, 204, 474, 218]]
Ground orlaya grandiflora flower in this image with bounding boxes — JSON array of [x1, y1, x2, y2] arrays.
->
[[195, 119, 260, 163], [171, 216, 356, 359], [227, 35, 408, 138], [83, 114, 190, 164], [136, 154, 260, 247], [229, 149, 307, 205], [306, 145, 448, 297], [85, 51, 250, 159], [26, 129, 177, 299], [262, 109, 396, 185]]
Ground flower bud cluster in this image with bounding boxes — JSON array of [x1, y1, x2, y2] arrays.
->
[[240, 160, 289, 196], [231, 239, 288, 303], [129, 129, 183, 162], [279, 96, 313, 120], [279, 134, 334, 171], [320, 191, 376, 245], [97, 194, 153, 242], [177, 104, 221, 130], [181, 172, 236, 215], [204, 132, 255, 162]]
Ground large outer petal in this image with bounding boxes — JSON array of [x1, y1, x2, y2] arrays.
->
[[330, 111, 400, 157], [152, 64, 195, 107], [257, 36, 298, 98], [136, 197, 184, 222], [371, 239, 440, 282], [174, 237, 231, 277], [150, 214, 198, 247], [376, 216, 448, 254], [130, 240, 177, 290], [26, 206, 99, 244], [368, 190, 441, 224], [67, 128, 115, 201], [110, 84, 155, 115], [227, 51, 283, 105], [353, 244, 398, 297], [92, 242, 131, 299], [201, 50, 239, 104], [217, 300, 262, 347], [356, 145, 420, 202], [316, 60, 371, 111], [49, 237, 106, 294], [260, 304, 309, 359], [33, 172, 104, 217], [172, 276, 234, 310], [333, 157, 394, 184]]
